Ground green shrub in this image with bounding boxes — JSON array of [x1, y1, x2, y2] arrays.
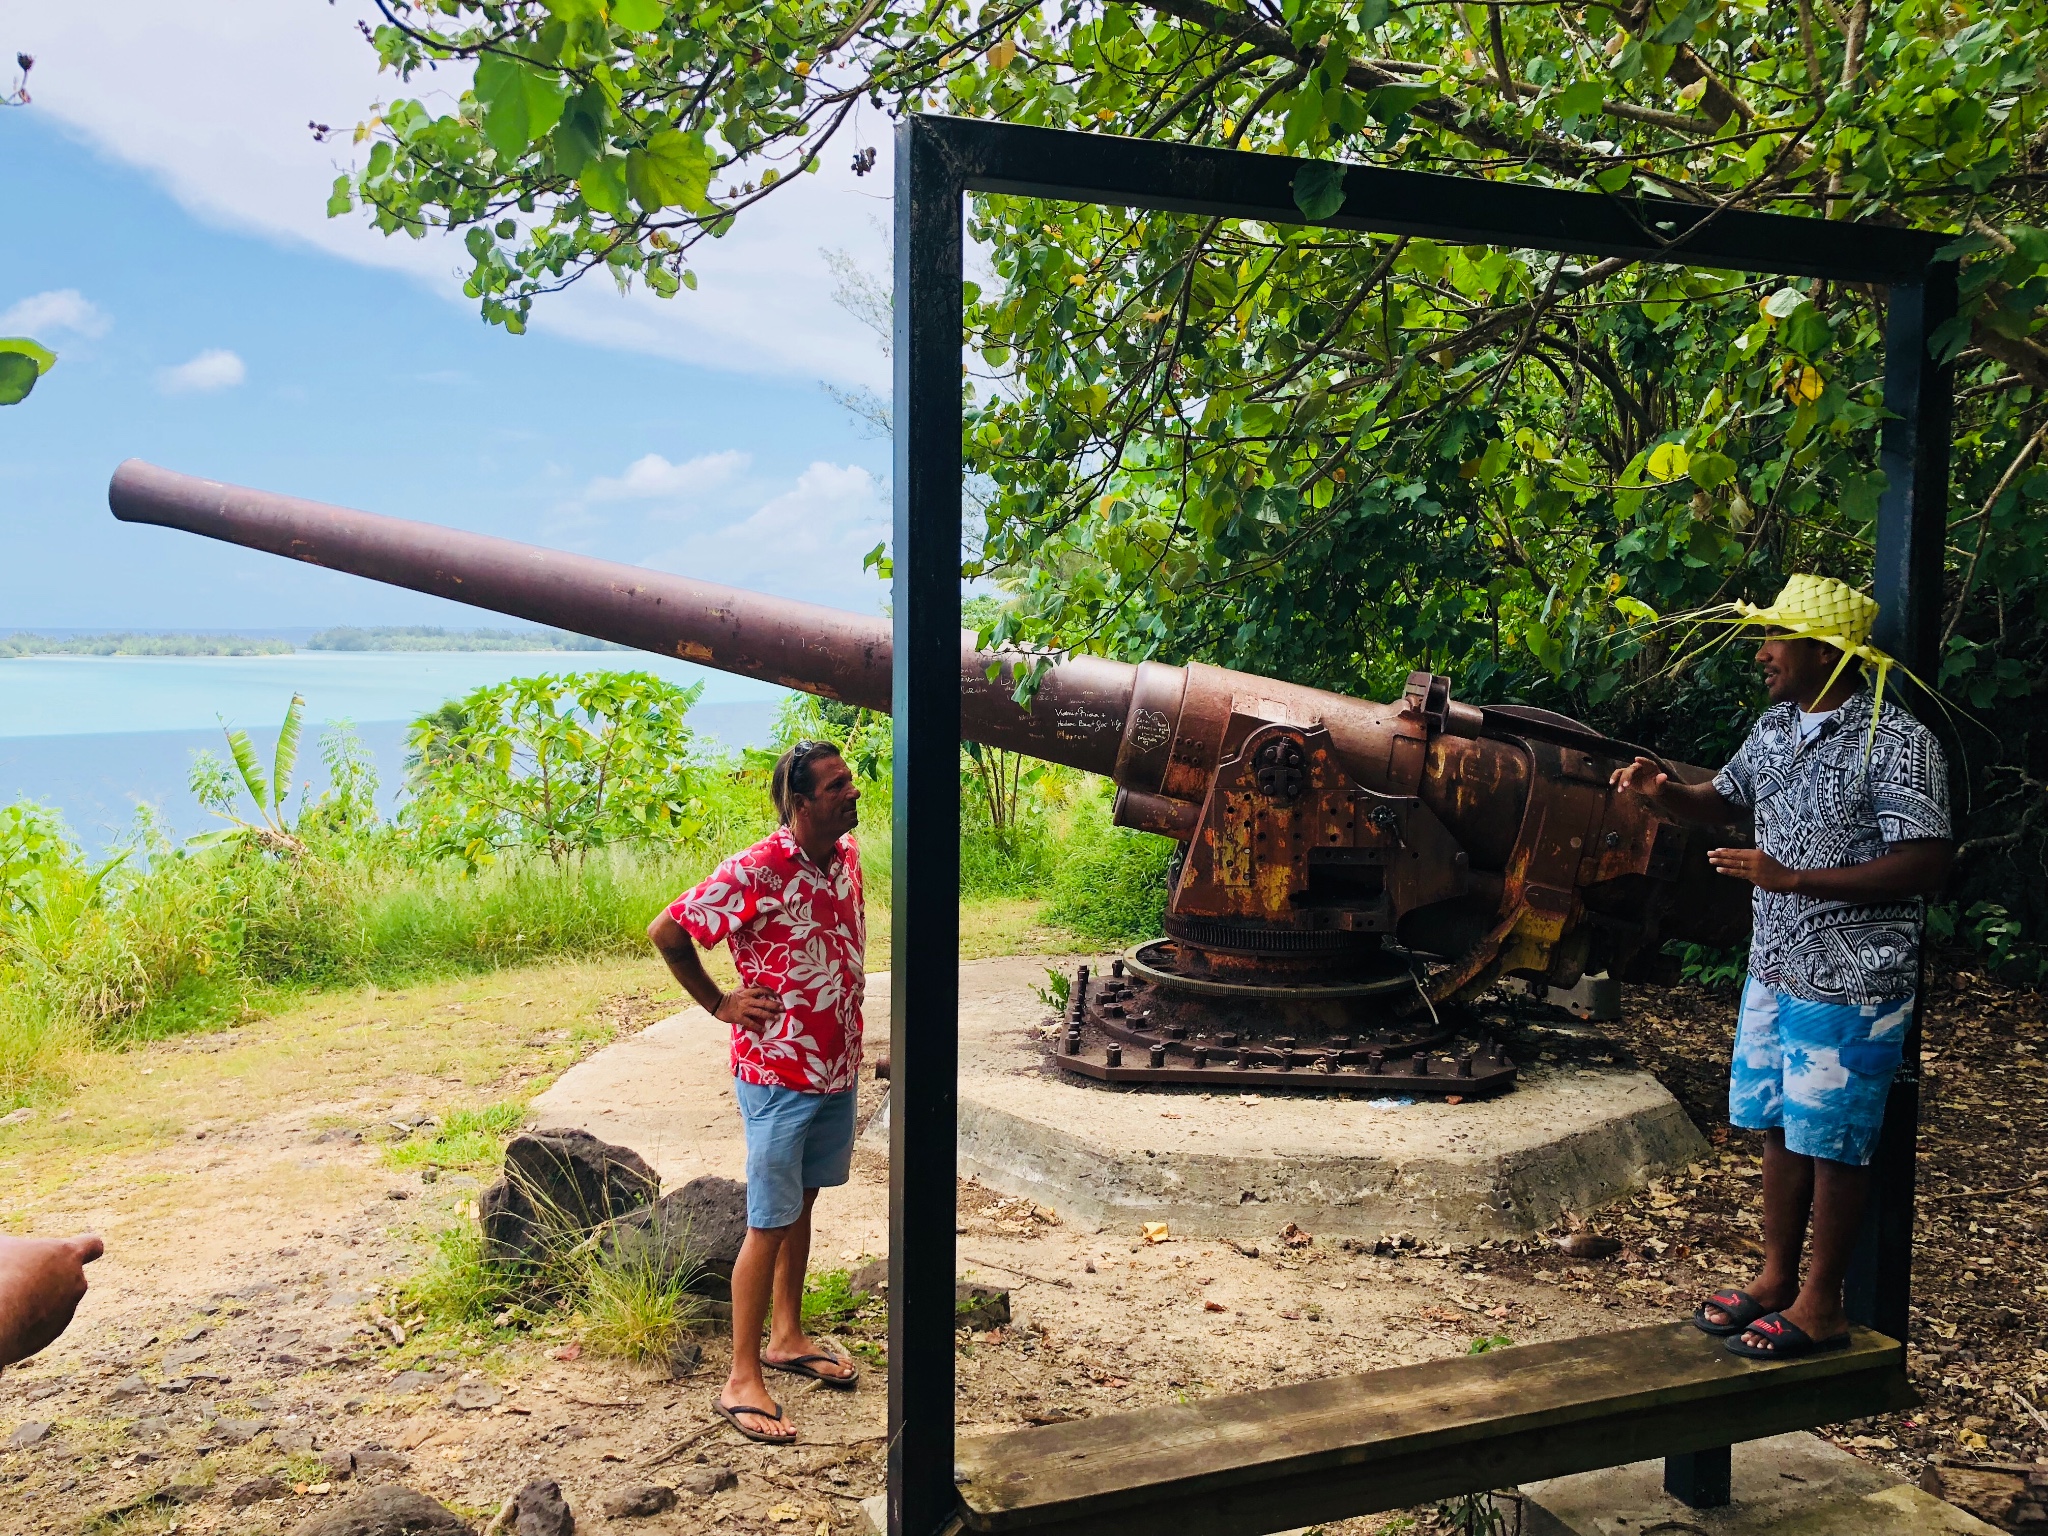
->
[[1044, 791, 1173, 943]]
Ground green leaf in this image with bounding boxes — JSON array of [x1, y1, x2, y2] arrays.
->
[[1646, 442, 1691, 481], [1556, 80, 1605, 119], [1365, 80, 1438, 122], [224, 725, 269, 812], [1687, 450, 1735, 489], [1292, 161, 1347, 222], [1839, 468, 1888, 522], [326, 174, 354, 218], [0, 352, 40, 406], [1777, 302, 1835, 357], [1761, 286, 1806, 319], [475, 54, 568, 161], [1357, 0, 1389, 29], [0, 337, 57, 374], [578, 153, 632, 217], [626, 129, 713, 213], [610, 0, 665, 27], [552, 84, 608, 179], [1593, 164, 1632, 192], [273, 693, 306, 811]]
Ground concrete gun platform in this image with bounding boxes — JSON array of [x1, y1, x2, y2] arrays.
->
[[883, 957, 1703, 1244], [1521, 1429, 2002, 1535]]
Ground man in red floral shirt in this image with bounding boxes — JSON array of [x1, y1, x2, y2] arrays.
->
[[647, 740, 866, 1445]]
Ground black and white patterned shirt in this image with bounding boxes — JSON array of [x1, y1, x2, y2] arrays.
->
[[1712, 687, 1951, 1006]]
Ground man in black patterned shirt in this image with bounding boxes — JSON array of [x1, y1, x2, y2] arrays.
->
[[1613, 575, 1951, 1360]]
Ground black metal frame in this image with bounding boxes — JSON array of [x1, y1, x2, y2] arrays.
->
[[890, 113, 1954, 1536]]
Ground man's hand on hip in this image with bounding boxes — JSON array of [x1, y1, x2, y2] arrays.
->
[[1708, 847, 1800, 892], [717, 986, 784, 1035]]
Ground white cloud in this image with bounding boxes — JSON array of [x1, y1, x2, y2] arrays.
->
[[585, 450, 752, 504], [0, 289, 112, 338], [641, 461, 889, 610], [17, 3, 892, 387], [158, 349, 246, 395]]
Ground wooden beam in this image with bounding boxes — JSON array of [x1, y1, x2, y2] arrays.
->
[[953, 1323, 1913, 1536]]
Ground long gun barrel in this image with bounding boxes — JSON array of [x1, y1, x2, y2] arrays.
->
[[110, 459, 1748, 1027], [109, 459, 1135, 778]]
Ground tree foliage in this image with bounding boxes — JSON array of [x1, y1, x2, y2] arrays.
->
[[403, 671, 707, 866], [346, 0, 2048, 946]]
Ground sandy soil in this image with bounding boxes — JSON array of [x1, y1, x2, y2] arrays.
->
[[0, 957, 2040, 1534]]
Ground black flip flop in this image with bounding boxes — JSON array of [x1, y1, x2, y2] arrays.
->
[[714, 1394, 796, 1443], [1692, 1288, 1770, 1337], [765, 1350, 860, 1390], [1724, 1312, 1852, 1360]]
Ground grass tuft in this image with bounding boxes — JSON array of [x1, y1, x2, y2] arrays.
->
[[383, 1101, 528, 1171]]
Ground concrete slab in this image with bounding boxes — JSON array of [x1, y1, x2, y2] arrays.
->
[[1520, 1431, 2002, 1535], [884, 957, 1705, 1245]]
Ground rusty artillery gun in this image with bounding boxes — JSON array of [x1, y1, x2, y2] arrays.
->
[[109, 460, 1748, 1098]]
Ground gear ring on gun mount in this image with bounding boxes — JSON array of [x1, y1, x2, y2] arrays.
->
[[1050, 946, 1517, 1097]]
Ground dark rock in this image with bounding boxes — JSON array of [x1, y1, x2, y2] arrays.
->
[[677, 1465, 737, 1497], [231, 1475, 292, 1506], [449, 1379, 502, 1411], [322, 1447, 358, 1480], [481, 1128, 658, 1266], [512, 1476, 575, 1536], [7, 1420, 51, 1449], [108, 1374, 151, 1399], [387, 1367, 454, 1395], [955, 1282, 1010, 1331], [600, 1176, 748, 1301], [290, 1484, 475, 1535], [849, 1258, 888, 1296], [356, 1447, 414, 1473], [602, 1484, 677, 1518], [211, 1417, 274, 1446]]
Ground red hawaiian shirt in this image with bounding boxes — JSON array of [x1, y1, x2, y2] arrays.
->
[[668, 825, 866, 1093]]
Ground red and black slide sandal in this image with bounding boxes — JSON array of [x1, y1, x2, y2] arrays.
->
[[1692, 1288, 1770, 1337], [1724, 1312, 1851, 1360]]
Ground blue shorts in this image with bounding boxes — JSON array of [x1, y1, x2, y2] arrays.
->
[[1728, 977, 1912, 1166], [734, 1080, 858, 1229]]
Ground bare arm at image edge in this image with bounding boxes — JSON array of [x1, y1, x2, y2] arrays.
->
[[0, 1233, 104, 1370]]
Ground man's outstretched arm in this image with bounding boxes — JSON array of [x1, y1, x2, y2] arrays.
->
[[0, 1233, 103, 1369], [1610, 755, 1746, 826]]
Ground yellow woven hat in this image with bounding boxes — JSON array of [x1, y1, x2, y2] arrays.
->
[[1732, 573, 1880, 657], [1646, 572, 1939, 756]]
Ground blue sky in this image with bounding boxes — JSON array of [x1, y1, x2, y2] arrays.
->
[[0, 4, 897, 630]]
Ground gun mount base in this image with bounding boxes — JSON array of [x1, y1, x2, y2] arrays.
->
[[1050, 945, 1518, 1098]]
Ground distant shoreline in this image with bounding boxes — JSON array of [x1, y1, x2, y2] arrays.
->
[[0, 625, 627, 658]]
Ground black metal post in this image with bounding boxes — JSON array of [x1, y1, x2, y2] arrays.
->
[[1663, 1446, 1733, 1508], [1846, 264, 1958, 1345], [888, 116, 965, 1536]]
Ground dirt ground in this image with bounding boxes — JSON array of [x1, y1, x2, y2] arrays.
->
[[0, 953, 2041, 1534]]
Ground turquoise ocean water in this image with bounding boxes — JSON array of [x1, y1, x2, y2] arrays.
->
[[0, 652, 789, 852]]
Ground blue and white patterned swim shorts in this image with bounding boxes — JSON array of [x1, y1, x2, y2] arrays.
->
[[1728, 977, 1913, 1166]]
